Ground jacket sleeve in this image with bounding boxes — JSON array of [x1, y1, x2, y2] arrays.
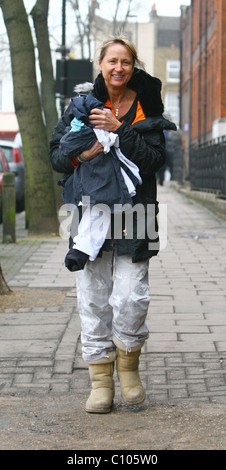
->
[[114, 122, 165, 176], [49, 104, 75, 174]]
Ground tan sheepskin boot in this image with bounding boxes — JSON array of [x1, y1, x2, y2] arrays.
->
[[85, 363, 115, 413], [116, 348, 146, 405]]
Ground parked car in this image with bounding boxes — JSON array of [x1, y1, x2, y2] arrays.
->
[[0, 147, 11, 222], [0, 138, 25, 212]]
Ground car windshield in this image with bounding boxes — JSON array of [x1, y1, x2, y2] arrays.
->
[[0, 146, 13, 162]]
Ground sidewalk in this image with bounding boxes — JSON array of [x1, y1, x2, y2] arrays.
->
[[0, 184, 226, 450]]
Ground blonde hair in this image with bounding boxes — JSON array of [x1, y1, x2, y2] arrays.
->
[[98, 34, 145, 70]]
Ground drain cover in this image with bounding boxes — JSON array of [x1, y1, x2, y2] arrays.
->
[[181, 233, 214, 239]]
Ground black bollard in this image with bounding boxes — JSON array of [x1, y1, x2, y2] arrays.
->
[[2, 172, 16, 243]]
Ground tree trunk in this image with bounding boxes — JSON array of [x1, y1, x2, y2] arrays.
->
[[0, 264, 11, 295], [30, 0, 58, 141], [0, 0, 58, 235], [30, 0, 63, 210]]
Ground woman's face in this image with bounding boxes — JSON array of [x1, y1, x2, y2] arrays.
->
[[99, 43, 134, 90]]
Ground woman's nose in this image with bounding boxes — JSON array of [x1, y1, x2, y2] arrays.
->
[[115, 62, 123, 71]]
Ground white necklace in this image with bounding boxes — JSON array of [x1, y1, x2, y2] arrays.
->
[[113, 91, 128, 117]]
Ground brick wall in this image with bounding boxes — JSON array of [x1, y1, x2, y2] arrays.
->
[[220, 0, 226, 116], [190, 0, 226, 142]]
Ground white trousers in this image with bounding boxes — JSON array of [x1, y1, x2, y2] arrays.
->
[[76, 248, 150, 363]]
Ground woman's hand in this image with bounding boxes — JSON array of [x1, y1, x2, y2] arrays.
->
[[89, 108, 122, 132], [80, 140, 104, 161]]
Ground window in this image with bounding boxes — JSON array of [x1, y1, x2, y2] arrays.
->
[[166, 60, 180, 82], [164, 91, 179, 125], [157, 30, 180, 47]]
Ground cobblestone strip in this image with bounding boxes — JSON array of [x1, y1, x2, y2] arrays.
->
[[140, 351, 226, 404]]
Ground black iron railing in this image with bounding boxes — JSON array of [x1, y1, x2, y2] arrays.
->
[[189, 136, 226, 198]]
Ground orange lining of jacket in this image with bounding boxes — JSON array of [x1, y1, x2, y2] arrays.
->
[[105, 98, 146, 124]]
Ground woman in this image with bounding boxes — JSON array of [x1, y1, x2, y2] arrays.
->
[[49, 35, 176, 413]]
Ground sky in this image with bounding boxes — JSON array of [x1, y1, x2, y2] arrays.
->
[[1, 1, 192, 36], [133, 0, 191, 20], [22, 0, 191, 21]]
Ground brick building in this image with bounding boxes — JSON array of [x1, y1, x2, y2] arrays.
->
[[181, 0, 226, 149], [180, 0, 226, 191]]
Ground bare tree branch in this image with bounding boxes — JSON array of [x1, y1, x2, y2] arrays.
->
[[68, 0, 138, 58], [121, 0, 133, 32]]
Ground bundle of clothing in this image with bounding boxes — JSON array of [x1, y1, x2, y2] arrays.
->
[[59, 93, 142, 272]]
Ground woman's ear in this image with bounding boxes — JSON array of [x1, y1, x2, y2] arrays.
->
[[98, 60, 102, 72]]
